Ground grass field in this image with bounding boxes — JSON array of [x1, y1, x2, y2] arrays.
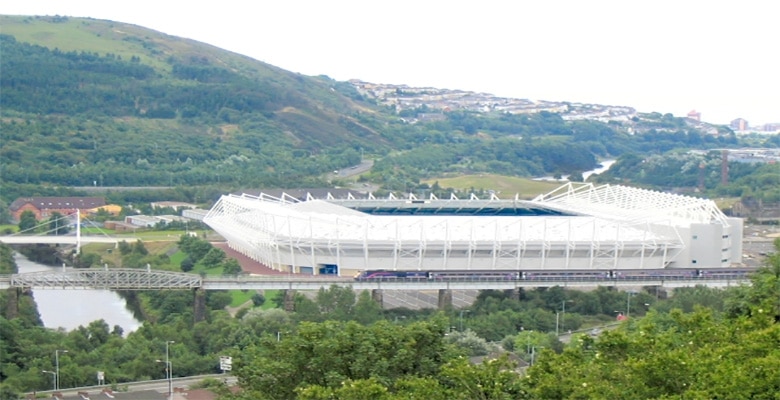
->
[[229, 289, 256, 307], [423, 174, 563, 199]]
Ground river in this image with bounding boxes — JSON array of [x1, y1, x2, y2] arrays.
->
[[14, 253, 142, 335], [534, 159, 616, 182]]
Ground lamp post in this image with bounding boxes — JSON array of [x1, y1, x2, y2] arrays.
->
[[626, 291, 637, 318], [165, 340, 174, 399], [42, 370, 56, 391], [55, 349, 67, 391], [556, 300, 573, 336], [530, 346, 545, 366], [156, 360, 172, 399], [459, 309, 470, 331]]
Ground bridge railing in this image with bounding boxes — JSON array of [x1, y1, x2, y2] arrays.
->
[[10, 269, 201, 290]]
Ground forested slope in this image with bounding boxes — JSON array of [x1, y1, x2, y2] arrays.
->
[[0, 14, 765, 208]]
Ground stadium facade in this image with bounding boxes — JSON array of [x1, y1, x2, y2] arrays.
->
[[203, 183, 743, 276]]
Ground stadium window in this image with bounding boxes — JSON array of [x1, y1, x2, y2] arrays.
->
[[692, 260, 697, 264], [692, 235, 698, 239]]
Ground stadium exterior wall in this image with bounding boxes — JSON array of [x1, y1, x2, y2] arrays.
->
[[204, 184, 743, 276]]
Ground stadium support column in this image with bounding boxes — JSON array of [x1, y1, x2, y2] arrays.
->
[[283, 290, 297, 312], [372, 289, 383, 307], [193, 288, 207, 323], [438, 289, 453, 310]]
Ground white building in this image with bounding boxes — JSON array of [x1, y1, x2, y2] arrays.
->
[[204, 183, 742, 276]]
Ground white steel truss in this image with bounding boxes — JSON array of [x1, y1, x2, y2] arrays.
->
[[202, 182, 730, 275]]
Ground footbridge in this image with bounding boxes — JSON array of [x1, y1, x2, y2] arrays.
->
[[1, 210, 135, 251], [0, 235, 128, 246], [0, 269, 752, 291]]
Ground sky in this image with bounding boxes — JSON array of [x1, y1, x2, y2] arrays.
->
[[1, 0, 777, 125]]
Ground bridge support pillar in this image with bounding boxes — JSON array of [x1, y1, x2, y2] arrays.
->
[[371, 289, 383, 307], [508, 288, 524, 301], [193, 288, 207, 323], [4, 287, 20, 319], [283, 290, 296, 312], [438, 289, 453, 310]]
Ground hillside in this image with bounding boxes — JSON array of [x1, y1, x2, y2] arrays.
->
[[0, 14, 758, 208], [0, 15, 390, 191]]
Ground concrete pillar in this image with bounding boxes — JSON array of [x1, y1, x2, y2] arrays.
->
[[371, 289, 383, 307], [193, 288, 207, 323], [283, 289, 297, 312], [438, 289, 453, 310]]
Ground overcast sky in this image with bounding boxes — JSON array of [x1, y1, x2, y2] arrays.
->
[[2, 0, 777, 125]]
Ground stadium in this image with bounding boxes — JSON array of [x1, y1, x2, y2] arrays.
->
[[203, 183, 743, 278]]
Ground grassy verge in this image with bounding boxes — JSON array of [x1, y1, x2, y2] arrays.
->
[[423, 174, 561, 199]]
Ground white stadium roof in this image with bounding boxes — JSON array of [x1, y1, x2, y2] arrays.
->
[[204, 183, 738, 272]]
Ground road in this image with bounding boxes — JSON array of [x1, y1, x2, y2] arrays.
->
[[332, 160, 373, 179], [29, 374, 236, 398]]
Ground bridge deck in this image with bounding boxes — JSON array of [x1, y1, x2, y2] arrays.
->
[[0, 269, 751, 290]]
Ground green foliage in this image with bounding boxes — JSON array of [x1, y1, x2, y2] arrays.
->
[[180, 256, 195, 272], [0, 244, 16, 274], [73, 252, 101, 269], [177, 235, 213, 263], [17, 210, 37, 232], [232, 318, 453, 399], [199, 248, 226, 268], [1, 16, 756, 205], [220, 258, 242, 275], [251, 293, 266, 307]]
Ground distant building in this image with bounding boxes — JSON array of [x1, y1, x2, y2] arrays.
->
[[150, 201, 197, 212], [730, 118, 749, 131], [183, 208, 210, 221], [687, 110, 701, 121], [9, 196, 105, 222]]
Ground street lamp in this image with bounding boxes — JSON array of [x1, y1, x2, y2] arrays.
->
[[42, 370, 56, 391], [459, 309, 470, 331], [626, 291, 637, 318], [156, 359, 173, 400], [164, 340, 174, 399], [530, 346, 545, 366], [55, 349, 67, 391], [556, 300, 573, 336]]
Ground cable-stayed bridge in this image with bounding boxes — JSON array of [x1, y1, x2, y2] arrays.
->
[[1, 209, 133, 252], [0, 235, 128, 246]]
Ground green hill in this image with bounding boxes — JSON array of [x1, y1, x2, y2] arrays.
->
[[0, 15, 390, 194], [0, 14, 754, 208]]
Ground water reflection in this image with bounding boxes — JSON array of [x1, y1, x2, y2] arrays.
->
[[14, 253, 142, 335]]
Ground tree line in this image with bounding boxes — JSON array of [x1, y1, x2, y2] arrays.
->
[[2, 238, 779, 399]]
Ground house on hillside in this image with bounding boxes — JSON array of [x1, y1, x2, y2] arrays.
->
[[9, 196, 106, 222]]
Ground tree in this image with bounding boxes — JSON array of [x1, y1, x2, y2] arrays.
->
[[73, 252, 101, 269], [251, 293, 265, 307], [232, 318, 453, 399], [17, 210, 37, 232], [47, 211, 70, 235], [180, 256, 195, 272], [200, 248, 226, 268], [221, 258, 242, 275]]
